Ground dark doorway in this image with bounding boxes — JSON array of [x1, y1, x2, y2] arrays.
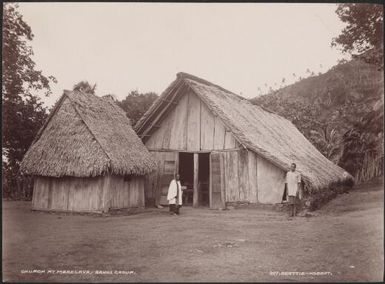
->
[[198, 153, 210, 206], [179, 153, 194, 205], [178, 152, 210, 206]]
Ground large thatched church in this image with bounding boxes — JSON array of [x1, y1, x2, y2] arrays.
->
[[135, 73, 354, 209], [21, 90, 156, 213]]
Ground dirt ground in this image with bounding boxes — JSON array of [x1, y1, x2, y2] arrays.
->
[[3, 177, 383, 282]]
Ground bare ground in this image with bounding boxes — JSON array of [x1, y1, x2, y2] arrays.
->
[[3, 177, 383, 282]]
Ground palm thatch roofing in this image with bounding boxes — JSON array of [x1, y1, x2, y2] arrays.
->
[[21, 90, 156, 177], [135, 72, 354, 192]]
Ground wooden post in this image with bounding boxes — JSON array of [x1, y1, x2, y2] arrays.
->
[[209, 153, 212, 209], [220, 154, 226, 209], [193, 153, 199, 208]]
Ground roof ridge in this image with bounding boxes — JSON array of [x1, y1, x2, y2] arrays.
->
[[178, 73, 286, 117], [65, 90, 113, 169], [177, 72, 246, 100], [134, 77, 181, 133]]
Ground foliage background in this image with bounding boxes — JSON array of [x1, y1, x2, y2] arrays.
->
[[251, 59, 383, 182], [117, 91, 158, 126], [2, 3, 56, 199]]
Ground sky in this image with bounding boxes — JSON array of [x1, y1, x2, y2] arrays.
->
[[17, 2, 348, 107]]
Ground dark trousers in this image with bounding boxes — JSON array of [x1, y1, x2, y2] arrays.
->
[[169, 204, 180, 215], [288, 195, 297, 216]]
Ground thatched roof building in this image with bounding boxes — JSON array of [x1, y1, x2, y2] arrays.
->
[[21, 90, 156, 213], [135, 73, 354, 208], [22, 90, 156, 177]]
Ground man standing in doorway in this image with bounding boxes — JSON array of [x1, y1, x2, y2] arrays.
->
[[167, 174, 183, 215], [285, 163, 302, 217]]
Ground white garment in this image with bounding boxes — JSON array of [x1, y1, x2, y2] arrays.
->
[[286, 171, 301, 196], [167, 179, 183, 205]]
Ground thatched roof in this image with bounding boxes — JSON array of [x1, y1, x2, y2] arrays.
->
[[21, 90, 156, 177], [136, 72, 354, 191]]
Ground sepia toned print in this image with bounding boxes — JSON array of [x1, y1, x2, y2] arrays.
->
[[2, 2, 383, 282]]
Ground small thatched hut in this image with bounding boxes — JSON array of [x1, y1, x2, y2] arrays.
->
[[21, 90, 156, 213], [135, 72, 354, 209]]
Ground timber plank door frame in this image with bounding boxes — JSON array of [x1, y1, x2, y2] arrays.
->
[[209, 151, 226, 209], [178, 151, 211, 207], [193, 153, 199, 207], [177, 152, 199, 207], [158, 152, 178, 206]]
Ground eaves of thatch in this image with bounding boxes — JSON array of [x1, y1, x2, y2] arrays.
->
[[21, 90, 156, 177], [135, 72, 354, 192]]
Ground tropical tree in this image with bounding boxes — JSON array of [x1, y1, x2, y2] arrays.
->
[[117, 90, 158, 127], [310, 125, 344, 164], [332, 3, 383, 69], [2, 3, 56, 199], [73, 81, 96, 94], [332, 3, 384, 181], [339, 98, 384, 181]]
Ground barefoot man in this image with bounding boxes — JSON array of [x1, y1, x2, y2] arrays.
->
[[285, 163, 302, 217], [167, 174, 183, 215]]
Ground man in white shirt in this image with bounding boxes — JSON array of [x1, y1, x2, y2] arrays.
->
[[285, 163, 302, 217], [167, 174, 183, 215]]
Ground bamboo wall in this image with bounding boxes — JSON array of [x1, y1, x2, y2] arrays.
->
[[220, 150, 258, 203], [217, 150, 284, 204], [109, 175, 145, 209], [145, 148, 285, 206], [256, 156, 286, 203], [32, 175, 145, 212], [145, 151, 177, 206], [145, 90, 240, 151], [355, 153, 384, 183]]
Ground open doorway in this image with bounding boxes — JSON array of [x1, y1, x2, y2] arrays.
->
[[179, 153, 194, 205], [198, 153, 210, 206], [178, 152, 210, 206]]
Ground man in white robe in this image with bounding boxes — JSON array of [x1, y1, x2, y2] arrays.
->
[[285, 163, 302, 217], [167, 174, 183, 215]]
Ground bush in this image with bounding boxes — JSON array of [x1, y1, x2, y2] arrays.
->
[[305, 184, 353, 211]]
